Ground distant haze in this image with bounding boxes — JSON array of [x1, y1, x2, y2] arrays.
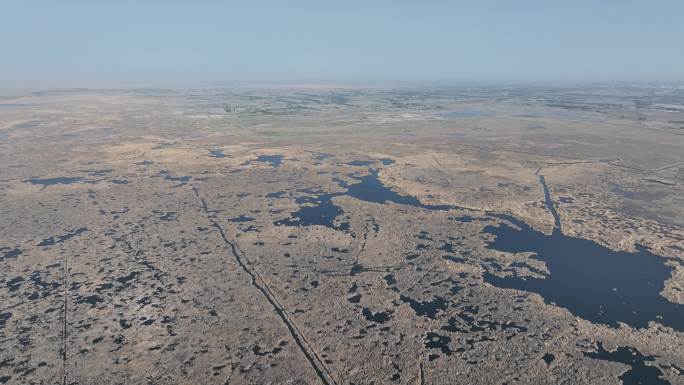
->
[[2, 0, 684, 88]]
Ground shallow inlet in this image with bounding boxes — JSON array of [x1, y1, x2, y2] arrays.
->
[[484, 174, 682, 332], [584, 342, 670, 385], [274, 167, 449, 230], [482, 216, 682, 331]]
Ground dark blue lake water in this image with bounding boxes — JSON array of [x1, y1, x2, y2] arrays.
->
[[274, 169, 451, 230], [483, 216, 682, 331]]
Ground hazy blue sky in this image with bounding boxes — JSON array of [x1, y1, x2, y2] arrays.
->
[[2, 1, 683, 87]]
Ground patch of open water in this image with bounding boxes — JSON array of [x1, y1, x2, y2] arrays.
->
[[256, 155, 283, 167], [274, 169, 451, 230], [271, 163, 682, 335], [584, 342, 670, 385]]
